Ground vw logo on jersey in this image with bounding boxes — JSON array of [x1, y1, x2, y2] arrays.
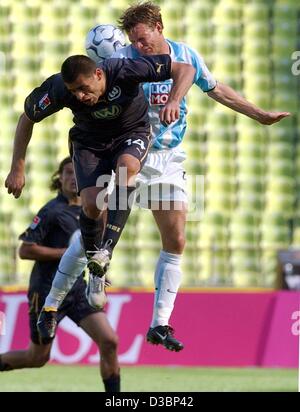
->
[[92, 104, 122, 119], [149, 81, 172, 105], [108, 86, 121, 101]]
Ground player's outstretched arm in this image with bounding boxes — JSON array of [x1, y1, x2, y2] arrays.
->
[[207, 82, 291, 125], [5, 113, 34, 198], [159, 62, 196, 125], [19, 242, 67, 262]]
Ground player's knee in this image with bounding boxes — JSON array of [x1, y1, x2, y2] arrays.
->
[[175, 234, 186, 253], [126, 163, 140, 178], [99, 334, 119, 356], [82, 203, 100, 220], [117, 160, 140, 181], [165, 233, 186, 254], [29, 352, 50, 368]]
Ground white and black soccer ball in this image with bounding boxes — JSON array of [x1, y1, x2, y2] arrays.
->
[[85, 24, 126, 64]]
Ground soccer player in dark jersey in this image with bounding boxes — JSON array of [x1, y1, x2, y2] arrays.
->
[[5, 55, 195, 331], [0, 158, 120, 392]]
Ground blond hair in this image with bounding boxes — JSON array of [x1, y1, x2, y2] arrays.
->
[[118, 1, 164, 33]]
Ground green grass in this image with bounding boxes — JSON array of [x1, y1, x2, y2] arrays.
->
[[0, 365, 298, 392]]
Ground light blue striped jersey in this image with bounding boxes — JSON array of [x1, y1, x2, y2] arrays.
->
[[112, 39, 216, 150]]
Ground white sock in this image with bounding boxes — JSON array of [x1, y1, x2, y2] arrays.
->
[[151, 250, 182, 328], [44, 232, 87, 309]]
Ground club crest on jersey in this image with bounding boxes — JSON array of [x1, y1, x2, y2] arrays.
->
[[150, 82, 172, 105], [108, 86, 121, 101], [38, 93, 51, 110], [30, 215, 41, 230], [92, 104, 122, 119]]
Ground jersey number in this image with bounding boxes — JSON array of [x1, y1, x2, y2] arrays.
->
[[125, 138, 146, 150]]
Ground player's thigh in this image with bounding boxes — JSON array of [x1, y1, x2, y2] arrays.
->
[[79, 312, 118, 346], [71, 142, 112, 212]]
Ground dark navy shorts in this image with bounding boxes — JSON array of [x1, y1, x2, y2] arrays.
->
[[28, 276, 101, 345], [70, 132, 151, 193]]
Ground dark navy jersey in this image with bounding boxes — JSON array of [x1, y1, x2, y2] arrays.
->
[[24, 55, 172, 148], [19, 194, 81, 290]]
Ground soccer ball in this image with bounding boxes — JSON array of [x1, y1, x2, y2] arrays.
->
[[85, 24, 126, 64]]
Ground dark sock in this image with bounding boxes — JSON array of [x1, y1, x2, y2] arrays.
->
[[103, 374, 120, 392], [102, 185, 135, 255], [0, 355, 13, 372], [80, 210, 104, 253]]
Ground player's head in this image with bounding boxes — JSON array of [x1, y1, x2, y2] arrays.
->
[[118, 2, 165, 55], [61, 55, 105, 105], [50, 157, 77, 199]]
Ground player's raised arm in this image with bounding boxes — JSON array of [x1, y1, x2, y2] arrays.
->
[[5, 74, 66, 198], [208, 82, 291, 125], [160, 61, 196, 125], [5, 113, 34, 198]]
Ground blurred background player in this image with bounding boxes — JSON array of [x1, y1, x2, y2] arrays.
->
[[0, 157, 120, 392], [39, 2, 290, 354]]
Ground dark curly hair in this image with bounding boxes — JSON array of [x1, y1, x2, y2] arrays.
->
[[50, 157, 72, 192]]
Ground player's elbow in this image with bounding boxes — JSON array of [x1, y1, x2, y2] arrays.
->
[[207, 82, 229, 100], [19, 243, 34, 260], [20, 112, 34, 125], [207, 82, 220, 98], [28, 352, 51, 368]]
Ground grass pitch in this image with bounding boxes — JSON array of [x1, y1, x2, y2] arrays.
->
[[0, 365, 297, 392]]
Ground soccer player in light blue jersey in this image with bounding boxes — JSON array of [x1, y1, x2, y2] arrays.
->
[[40, 2, 290, 353], [114, 2, 289, 352]]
